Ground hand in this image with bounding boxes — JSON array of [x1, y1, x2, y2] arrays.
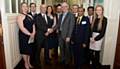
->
[[30, 33, 35, 39], [83, 44, 86, 48], [65, 37, 70, 43], [47, 28, 53, 33], [45, 32, 49, 36], [90, 38, 95, 43], [56, 30, 59, 33], [71, 41, 74, 45]]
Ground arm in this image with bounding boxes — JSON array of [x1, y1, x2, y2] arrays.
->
[[67, 13, 75, 38], [66, 13, 75, 42], [52, 16, 57, 28], [94, 18, 107, 41], [31, 24, 36, 36], [47, 16, 57, 34], [17, 15, 31, 36]]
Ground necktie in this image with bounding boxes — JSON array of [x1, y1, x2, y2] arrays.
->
[[58, 14, 60, 19], [89, 16, 92, 24], [60, 13, 66, 31], [77, 16, 81, 24]]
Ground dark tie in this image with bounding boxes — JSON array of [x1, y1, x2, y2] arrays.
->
[[42, 15, 45, 19], [77, 16, 81, 24], [42, 15, 47, 23]]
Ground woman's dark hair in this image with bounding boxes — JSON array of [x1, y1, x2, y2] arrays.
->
[[46, 5, 54, 15]]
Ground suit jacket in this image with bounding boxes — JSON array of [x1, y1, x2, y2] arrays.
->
[[55, 12, 75, 39], [35, 13, 50, 45], [73, 13, 78, 23], [87, 15, 94, 25], [28, 12, 37, 19], [71, 16, 91, 45], [55, 13, 59, 24]]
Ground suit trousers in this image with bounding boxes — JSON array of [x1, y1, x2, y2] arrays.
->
[[89, 49, 101, 69], [72, 44, 87, 69], [59, 35, 72, 64], [34, 37, 49, 67], [34, 43, 41, 67]]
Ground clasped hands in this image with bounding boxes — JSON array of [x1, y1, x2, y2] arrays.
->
[[90, 37, 95, 43], [45, 28, 54, 36]]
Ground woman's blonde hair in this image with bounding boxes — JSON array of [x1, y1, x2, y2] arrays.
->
[[20, 2, 28, 13], [92, 5, 104, 31]]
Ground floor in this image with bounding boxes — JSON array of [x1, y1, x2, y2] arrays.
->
[[14, 49, 110, 69], [14, 58, 110, 69]]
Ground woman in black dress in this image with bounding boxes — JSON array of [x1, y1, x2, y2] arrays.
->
[[46, 5, 58, 60], [89, 5, 107, 69], [17, 2, 35, 69]]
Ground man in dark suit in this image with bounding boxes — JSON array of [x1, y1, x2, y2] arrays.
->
[[56, 4, 62, 20], [54, 2, 75, 65], [87, 6, 94, 64], [87, 6, 94, 25], [52, 4, 62, 64], [34, 4, 53, 67], [28, 3, 37, 66], [28, 3, 37, 19], [71, 7, 90, 69], [71, 4, 79, 20]]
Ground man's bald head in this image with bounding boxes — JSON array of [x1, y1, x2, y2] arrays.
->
[[61, 2, 69, 13], [40, 4, 47, 14]]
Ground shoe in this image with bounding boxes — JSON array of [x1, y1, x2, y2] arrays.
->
[[45, 61, 51, 65]]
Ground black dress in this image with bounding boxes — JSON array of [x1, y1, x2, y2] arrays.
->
[[47, 15, 58, 49], [19, 14, 34, 55]]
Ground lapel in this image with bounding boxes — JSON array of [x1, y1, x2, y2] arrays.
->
[[56, 14, 59, 22], [61, 12, 69, 25], [29, 12, 35, 17], [29, 12, 32, 16], [59, 14, 63, 26], [40, 13, 48, 25]]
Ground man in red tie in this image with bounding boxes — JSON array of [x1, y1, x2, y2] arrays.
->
[[87, 6, 94, 24]]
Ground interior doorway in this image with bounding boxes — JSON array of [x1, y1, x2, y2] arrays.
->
[[0, 10, 6, 69], [114, 15, 120, 69]]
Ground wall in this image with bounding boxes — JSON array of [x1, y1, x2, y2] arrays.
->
[[101, 0, 120, 69], [0, 0, 40, 69], [7, 14, 21, 68], [2, 13, 21, 69]]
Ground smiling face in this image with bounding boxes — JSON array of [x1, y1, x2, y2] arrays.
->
[[78, 7, 85, 16], [57, 6, 62, 13], [72, 5, 78, 13], [95, 6, 104, 17], [40, 4, 47, 14], [30, 3, 36, 12], [47, 6, 53, 14], [61, 2, 69, 13], [21, 3, 28, 13], [88, 8, 94, 16]]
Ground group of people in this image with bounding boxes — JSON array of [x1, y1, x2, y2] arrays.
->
[[17, 2, 107, 69]]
